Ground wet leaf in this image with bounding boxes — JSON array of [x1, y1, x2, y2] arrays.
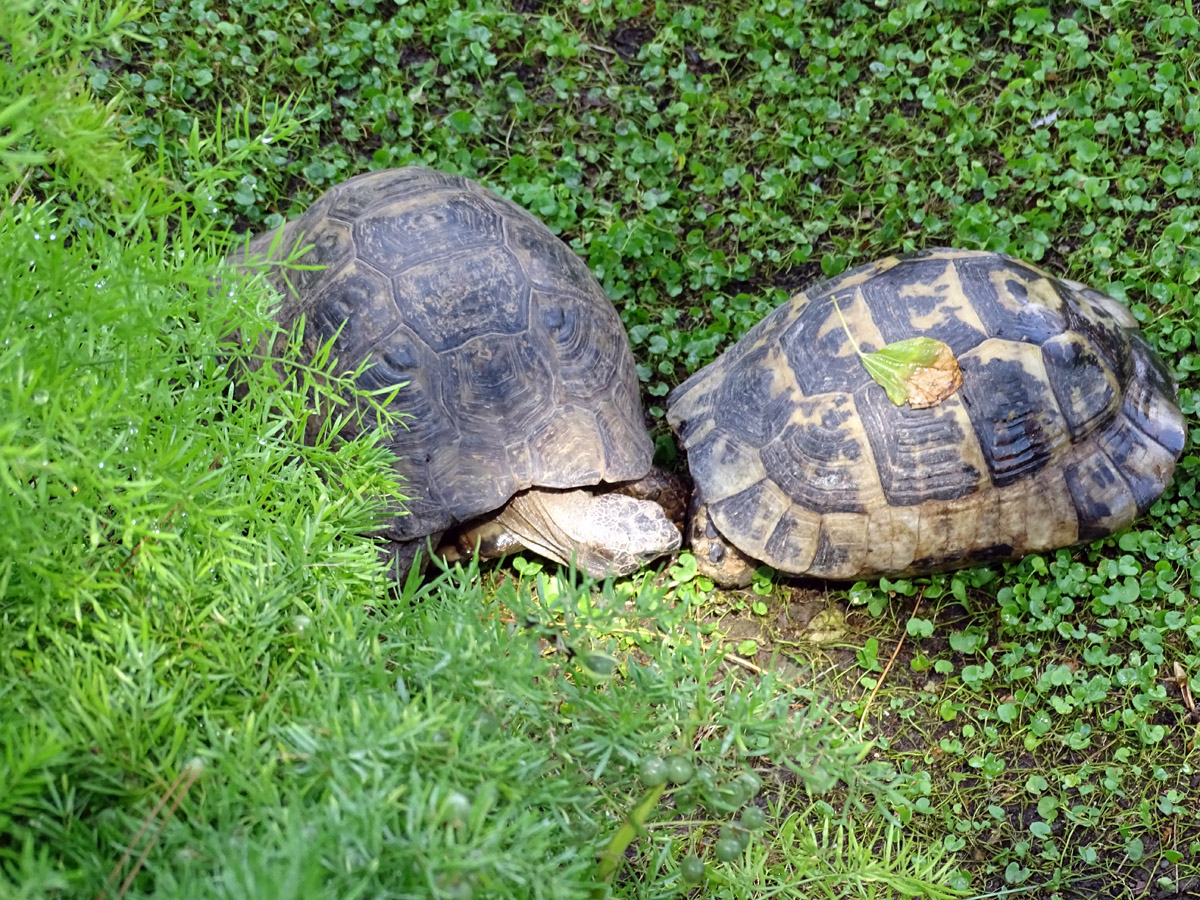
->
[[861, 337, 963, 408]]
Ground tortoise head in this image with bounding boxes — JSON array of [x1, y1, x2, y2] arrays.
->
[[487, 487, 681, 579]]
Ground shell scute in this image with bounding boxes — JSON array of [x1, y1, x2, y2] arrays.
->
[[685, 430, 769, 505], [1122, 335, 1187, 456], [953, 254, 1069, 345], [713, 344, 796, 446], [1094, 414, 1180, 514], [1061, 288, 1133, 384], [709, 480, 791, 557], [523, 406, 605, 487], [284, 219, 356, 299], [533, 288, 626, 403], [1063, 451, 1138, 541], [957, 339, 1071, 487], [860, 256, 990, 355], [761, 507, 822, 572], [449, 336, 555, 439], [392, 246, 530, 353], [305, 262, 402, 362], [328, 168, 458, 219], [501, 215, 598, 294], [759, 399, 877, 514], [354, 192, 504, 275], [354, 325, 433, 395], [854, 384, 982, 505], [593, 379, 655, 480], [783, 284, 881, 395], [1040, 333, 1120, 440], [810, 516, 865, 578]]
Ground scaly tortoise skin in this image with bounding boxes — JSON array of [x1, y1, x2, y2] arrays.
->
[[235, 167, 680, 577], [667, 248, 1185, 586]]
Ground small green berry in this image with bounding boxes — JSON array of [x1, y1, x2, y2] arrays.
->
[[639, 756, 668, 787], [435, 875, 475, 900], [680, 855, 706, 883], [444, 791, 472, 827], [733, 771, 762, 800], [674, 787, 700, 813], [666, 755, 694, 784], [714, 836, 743, 862], [740, 806, 768, 830], [581, 652, 617, 677], [720, 823, 751, 851]]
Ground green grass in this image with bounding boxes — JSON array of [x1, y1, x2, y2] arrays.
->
[[3, 0, 1199, 897]]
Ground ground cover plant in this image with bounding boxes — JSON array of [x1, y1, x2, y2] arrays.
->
[[2, 0, 1198, 897]]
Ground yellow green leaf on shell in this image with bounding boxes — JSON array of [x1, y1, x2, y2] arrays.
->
[[861, 337, 963, 409]]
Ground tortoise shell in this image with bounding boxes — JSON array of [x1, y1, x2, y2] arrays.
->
[[667, 248, 1185, 580], [237, 167, 652, 541]]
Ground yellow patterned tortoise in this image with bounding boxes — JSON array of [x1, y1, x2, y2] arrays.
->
[[233, 167, 681, 579], [667, 249, 1185, 586]]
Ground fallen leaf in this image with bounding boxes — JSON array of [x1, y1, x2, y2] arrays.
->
[[862, 337, 964, 409], [831, 294, 964, 409]]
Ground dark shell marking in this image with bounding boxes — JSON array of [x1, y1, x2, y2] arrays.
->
[[235, 167, 652, 541], [667, 248, 1185, 580]]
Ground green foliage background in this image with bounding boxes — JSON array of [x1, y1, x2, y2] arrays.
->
[[2, 0, 1199, 897]]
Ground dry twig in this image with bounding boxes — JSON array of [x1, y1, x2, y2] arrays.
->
[[98, 760, 203, 900], [858, 597, 922, 732]]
